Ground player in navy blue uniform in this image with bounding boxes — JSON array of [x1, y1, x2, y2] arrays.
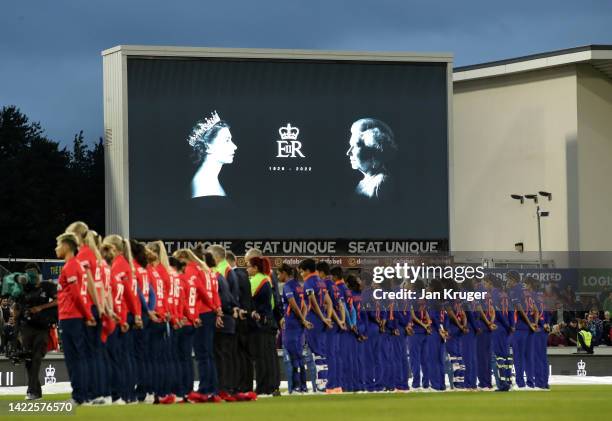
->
[[330, 266, 355, 392], [445, 291, 467, 390], [316, 262, 346, 393], [461, 280, 479, 391], [279, 263, 312, 393], [299, 259, 333, 391], [377, 283, 394, 391], [484, 275, 514, 391], [475, 278, 496, 390], [346, 275, 367, 392], [508, 272, 538, 389], [361, 277, 386, 392], [408, 280, 430, 390], [392, 281, 411, 392], [526, 277, 550, 390], [426, 280, 448, 391]]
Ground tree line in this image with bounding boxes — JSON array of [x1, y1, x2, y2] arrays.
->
[[0, 105, 104, 258]]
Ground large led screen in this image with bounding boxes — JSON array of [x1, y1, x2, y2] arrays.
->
[[127, 56, 449, 240]]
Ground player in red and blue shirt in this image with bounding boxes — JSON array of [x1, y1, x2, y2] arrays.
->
[[56, 232, 95, 405], [104, 236, 141, 404], [130, 241, 157, 403]]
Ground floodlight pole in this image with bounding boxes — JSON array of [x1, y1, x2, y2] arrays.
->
[[536, 206, 543, 269]]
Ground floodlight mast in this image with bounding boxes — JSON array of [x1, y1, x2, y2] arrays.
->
[[510, 192, 552, 268]]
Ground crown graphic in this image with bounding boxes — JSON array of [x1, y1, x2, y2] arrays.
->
[[188, 110, 222, 147], [577, 360, 586, 370], [279, 123, 300, 140], [45, 365, 55, 377]]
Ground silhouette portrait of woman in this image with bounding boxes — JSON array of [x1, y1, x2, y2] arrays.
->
[[346, 118, 397, 200], [188, 111, 238, 198]]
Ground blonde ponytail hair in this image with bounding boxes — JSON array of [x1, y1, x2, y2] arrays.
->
[[173, 248, 209, 271], [147, 241, 170, 271], [102, 234, 123, 252], [123, 238, 135, 273], [66, 221, 102, 261], [84, 230, 102, 261], [66, 221, 89, 246], [102, 234, 131, 272]]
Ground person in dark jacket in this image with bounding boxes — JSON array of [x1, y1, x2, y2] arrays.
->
[[247, 256, 280, 396], [227, 251, 255, 397], [16, 263, 58, 400], [205, 251, 242, 401]]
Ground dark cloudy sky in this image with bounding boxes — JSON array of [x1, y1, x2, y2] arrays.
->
[[1, 0, 611, 145]]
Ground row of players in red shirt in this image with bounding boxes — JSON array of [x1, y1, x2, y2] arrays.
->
[[58, 238, 221, 336], [55, 224, 236, 404]]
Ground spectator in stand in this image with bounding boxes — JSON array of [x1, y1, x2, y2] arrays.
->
[[577, 319, 594, 354], [0, 298, 11, 353], [602, 311, 611, 346], [603, 292, 612, 315], [562, 319, 579, 347], [562, 285, 576, 307], [587, 310, 603, 346], [543, 284, 556, 313], [547, 324, 567, 347]]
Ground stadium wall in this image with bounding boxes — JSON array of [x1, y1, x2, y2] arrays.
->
[[453, 65, 577, 254], [575, 64, 612, 253]]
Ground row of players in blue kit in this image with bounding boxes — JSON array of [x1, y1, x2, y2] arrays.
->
[[281, 261, 551, 393]]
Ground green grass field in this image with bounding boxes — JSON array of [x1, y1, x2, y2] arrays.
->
[[1, 386, 609, 421]]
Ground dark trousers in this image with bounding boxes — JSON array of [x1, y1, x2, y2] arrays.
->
[[21, 323, 49, 397], [177, 325, 195, 396], [167, 328, 183, 396], [133, 317, 151, 400], [492, 329, 512, 390], [194, 312, 218, 395], [476, 330, 492, 388], [512, 329, 531, 388], [533, 330, 549, 388], [123, 327, 136, 401], [409, 333, 428, 389], [59, 318, 87, 403], [214, 331, 238, 393], [253, 329, 280, 394], [461, 331, 478, 389], [283, 327, 305, 391], [106, 327, 124, 401], [86, 306, 106, 400], [446, 330, 465, 389], [425, 332, 446, 391], [106, 326, 133, 401], [236, 320, 254, 392], [149, 321, 169, 396]]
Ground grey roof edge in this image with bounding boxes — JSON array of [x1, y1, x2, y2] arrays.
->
[[454, 44, 612, 72], [101, 45, 453, 62]]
